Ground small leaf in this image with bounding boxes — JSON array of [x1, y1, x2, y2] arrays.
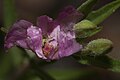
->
[[77, 0, 98, 16], [86, 0, 120, 25], [76, 26, 102, 39]]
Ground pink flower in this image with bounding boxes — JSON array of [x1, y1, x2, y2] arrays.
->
[[4, 6, 83, 60]]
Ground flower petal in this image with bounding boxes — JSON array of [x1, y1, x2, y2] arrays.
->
[[46, 26, 60, 60], [37, 15, 58, 36], [56, 6, 83, 26], [4, 20, 33, 50], [46, 25, 82, 60], [59, 38, 82, 58], [58, 31, 82, 58], [26, 26, 46, 59]]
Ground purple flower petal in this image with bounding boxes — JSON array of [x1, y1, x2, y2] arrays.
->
[[58, 29, 82, 58], [56, 6, 83, 26], [44, 26, 82, 60], [26, 26, 46, 59], [58, 37, 82, 58], [4, 20, 33, 49], [37, 15, 58, 36], [45, 26, 60, 60]]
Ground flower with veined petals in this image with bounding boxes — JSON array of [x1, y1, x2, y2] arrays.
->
[[4, 6, 83, 60]]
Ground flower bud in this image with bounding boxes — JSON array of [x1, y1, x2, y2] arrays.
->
[[74, 19, 97, 30], [82, 39, 113, 56], [74, 20, 101, 39]]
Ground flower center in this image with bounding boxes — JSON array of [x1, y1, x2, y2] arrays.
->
[[42, 42, 59, 58], [43, 43, 54, 57]]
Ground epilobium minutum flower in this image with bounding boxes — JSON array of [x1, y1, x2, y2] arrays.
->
[[4, 6, 83, 60]]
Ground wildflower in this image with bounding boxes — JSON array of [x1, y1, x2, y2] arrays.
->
[[4, 6, 83, 60]]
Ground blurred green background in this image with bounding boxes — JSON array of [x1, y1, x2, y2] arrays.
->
[[0, 0, 120, 80]]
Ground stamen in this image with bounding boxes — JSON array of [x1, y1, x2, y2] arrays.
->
[[43, 43, 53, 57]]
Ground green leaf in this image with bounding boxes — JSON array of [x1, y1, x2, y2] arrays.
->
[[73, 54, 120, 72], [76, 26, 102, 39], [77, 0, 98, 16], [86, 0, 120, 25]]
